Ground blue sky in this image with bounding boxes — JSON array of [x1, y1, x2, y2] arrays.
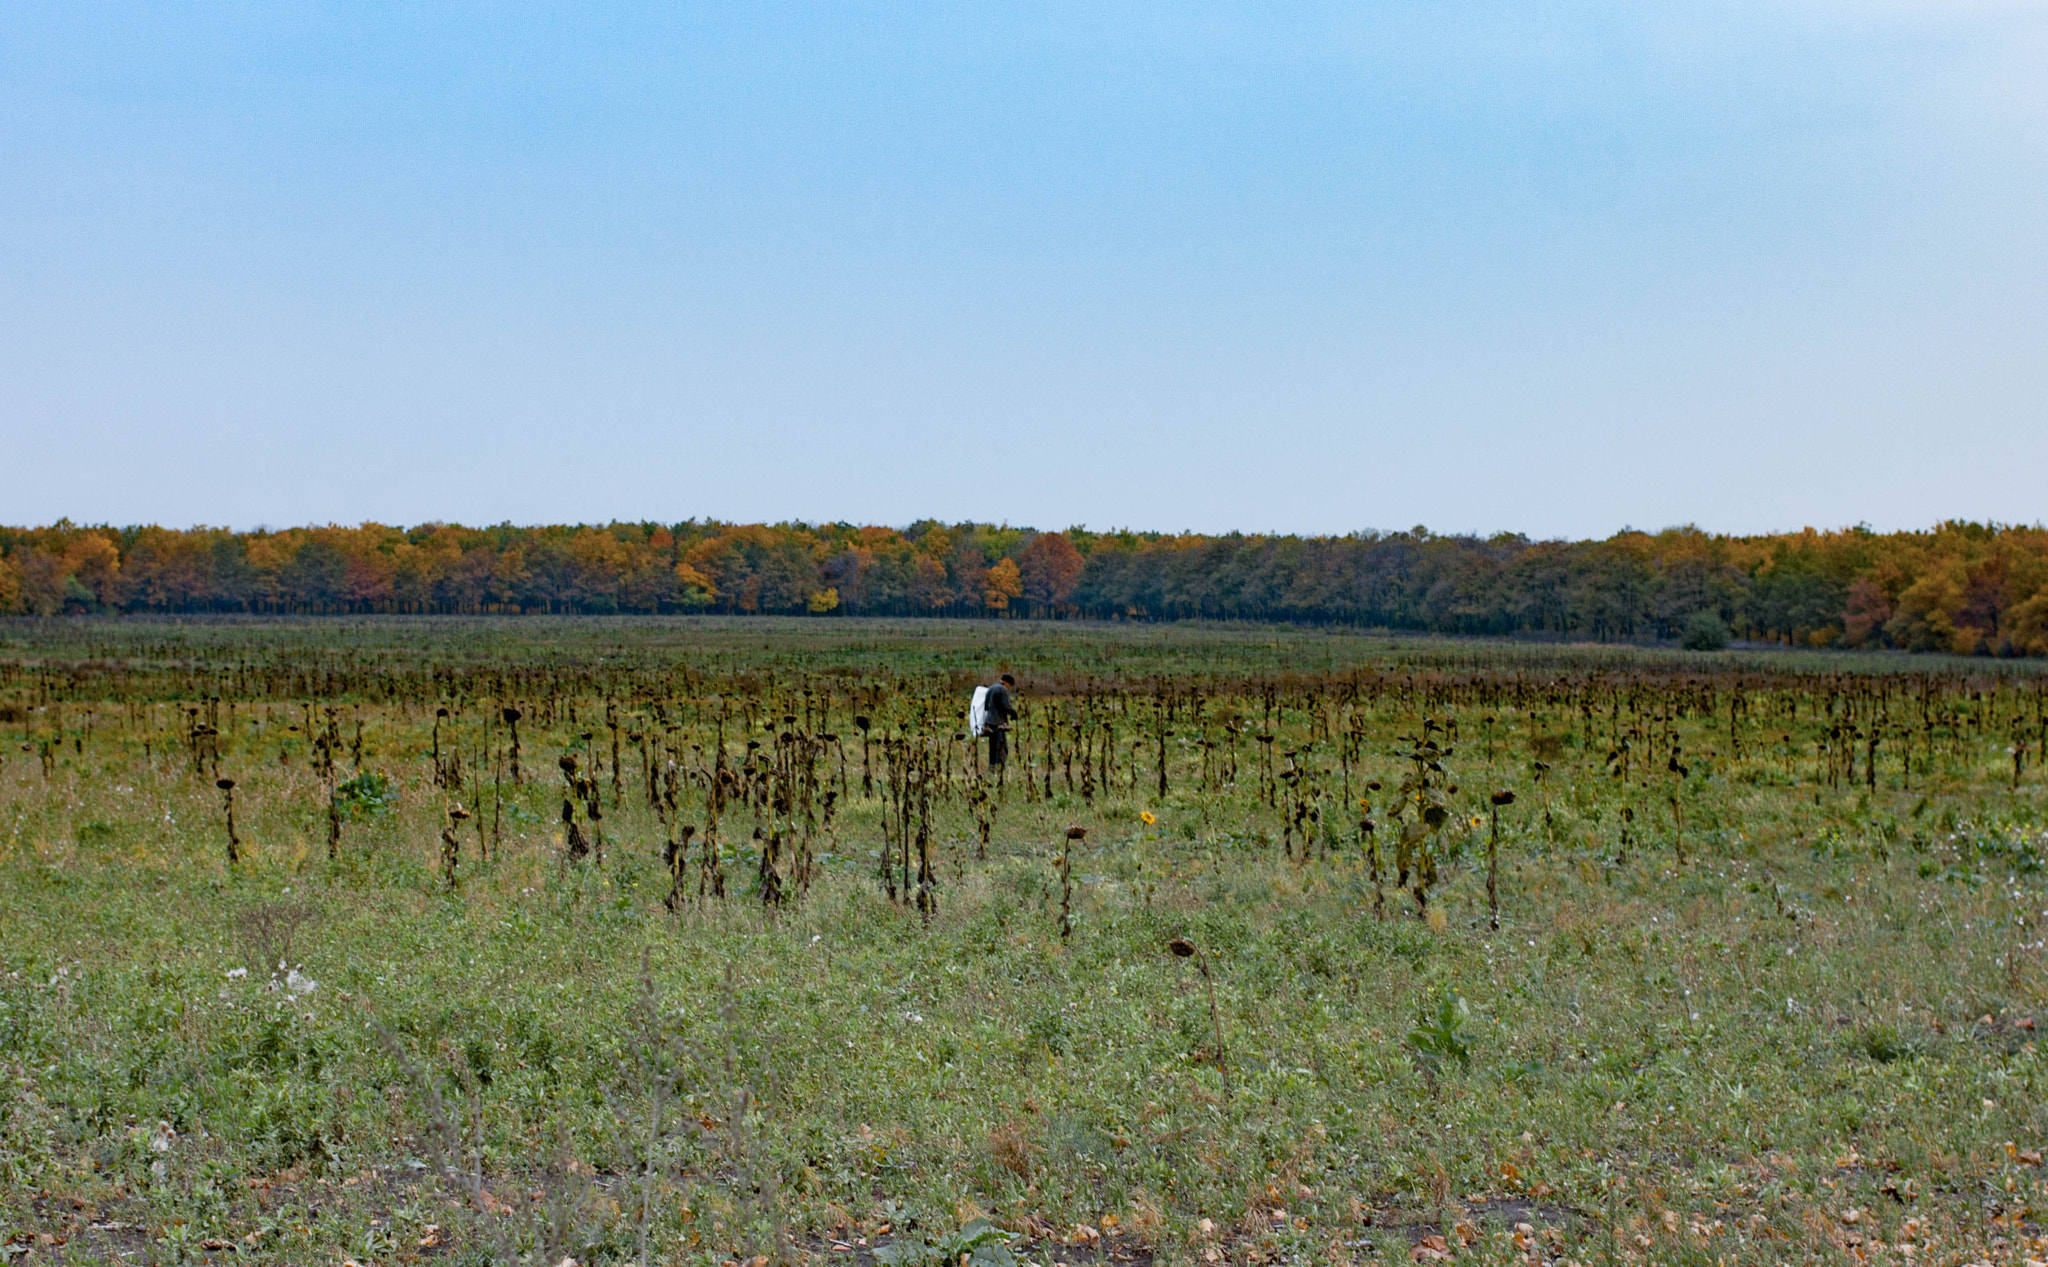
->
[[3, 1, 2044, 538]]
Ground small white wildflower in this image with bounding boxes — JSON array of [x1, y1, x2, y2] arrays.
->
[[226, 967, 247, 980], [285, 969, 319, 996]]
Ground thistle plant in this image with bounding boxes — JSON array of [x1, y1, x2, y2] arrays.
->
[[216, 778, 239, 865], [441, 804, 471, 887], [559, 754, 594, 862], [1058, 825, 1083, 941], [1168, 937, 1229, 1104], [663, 824, 696, 910], [1487, 788, 1514, 930], [502, 706, 523, 782], [1389, 725, 1454, 918], [1667, 740, 1690, 864]]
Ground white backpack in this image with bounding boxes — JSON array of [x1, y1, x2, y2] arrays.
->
[[968, 685, 989, 737]]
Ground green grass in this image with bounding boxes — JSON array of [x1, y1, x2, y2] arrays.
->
[[1, 617, 2045, 1266]]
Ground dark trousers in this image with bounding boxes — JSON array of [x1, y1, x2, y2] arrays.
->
[[987, 727, 1008, 768]]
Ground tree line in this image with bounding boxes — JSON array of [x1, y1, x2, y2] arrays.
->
[[2, 518, 2045, 655]]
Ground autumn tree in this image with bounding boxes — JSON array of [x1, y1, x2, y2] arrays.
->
[[1019, 532, 1084, 617], [985, 557, 1023, 613]]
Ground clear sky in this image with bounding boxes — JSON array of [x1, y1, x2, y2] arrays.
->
[[3, 2, 2044, 539]]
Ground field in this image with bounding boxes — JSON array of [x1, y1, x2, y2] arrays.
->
[[2, 616, 2046, 1267]]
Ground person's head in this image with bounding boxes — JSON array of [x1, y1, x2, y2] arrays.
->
[[1000, 673, 1015, 687]]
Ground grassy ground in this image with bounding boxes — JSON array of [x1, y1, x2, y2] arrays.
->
[[2, 617, 2046, 1266]]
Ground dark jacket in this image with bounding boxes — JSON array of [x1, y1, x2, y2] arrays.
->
[[983, 682, 1015, 729]]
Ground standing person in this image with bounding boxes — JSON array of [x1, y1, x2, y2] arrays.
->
[[982, 673, 1018, 770]]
